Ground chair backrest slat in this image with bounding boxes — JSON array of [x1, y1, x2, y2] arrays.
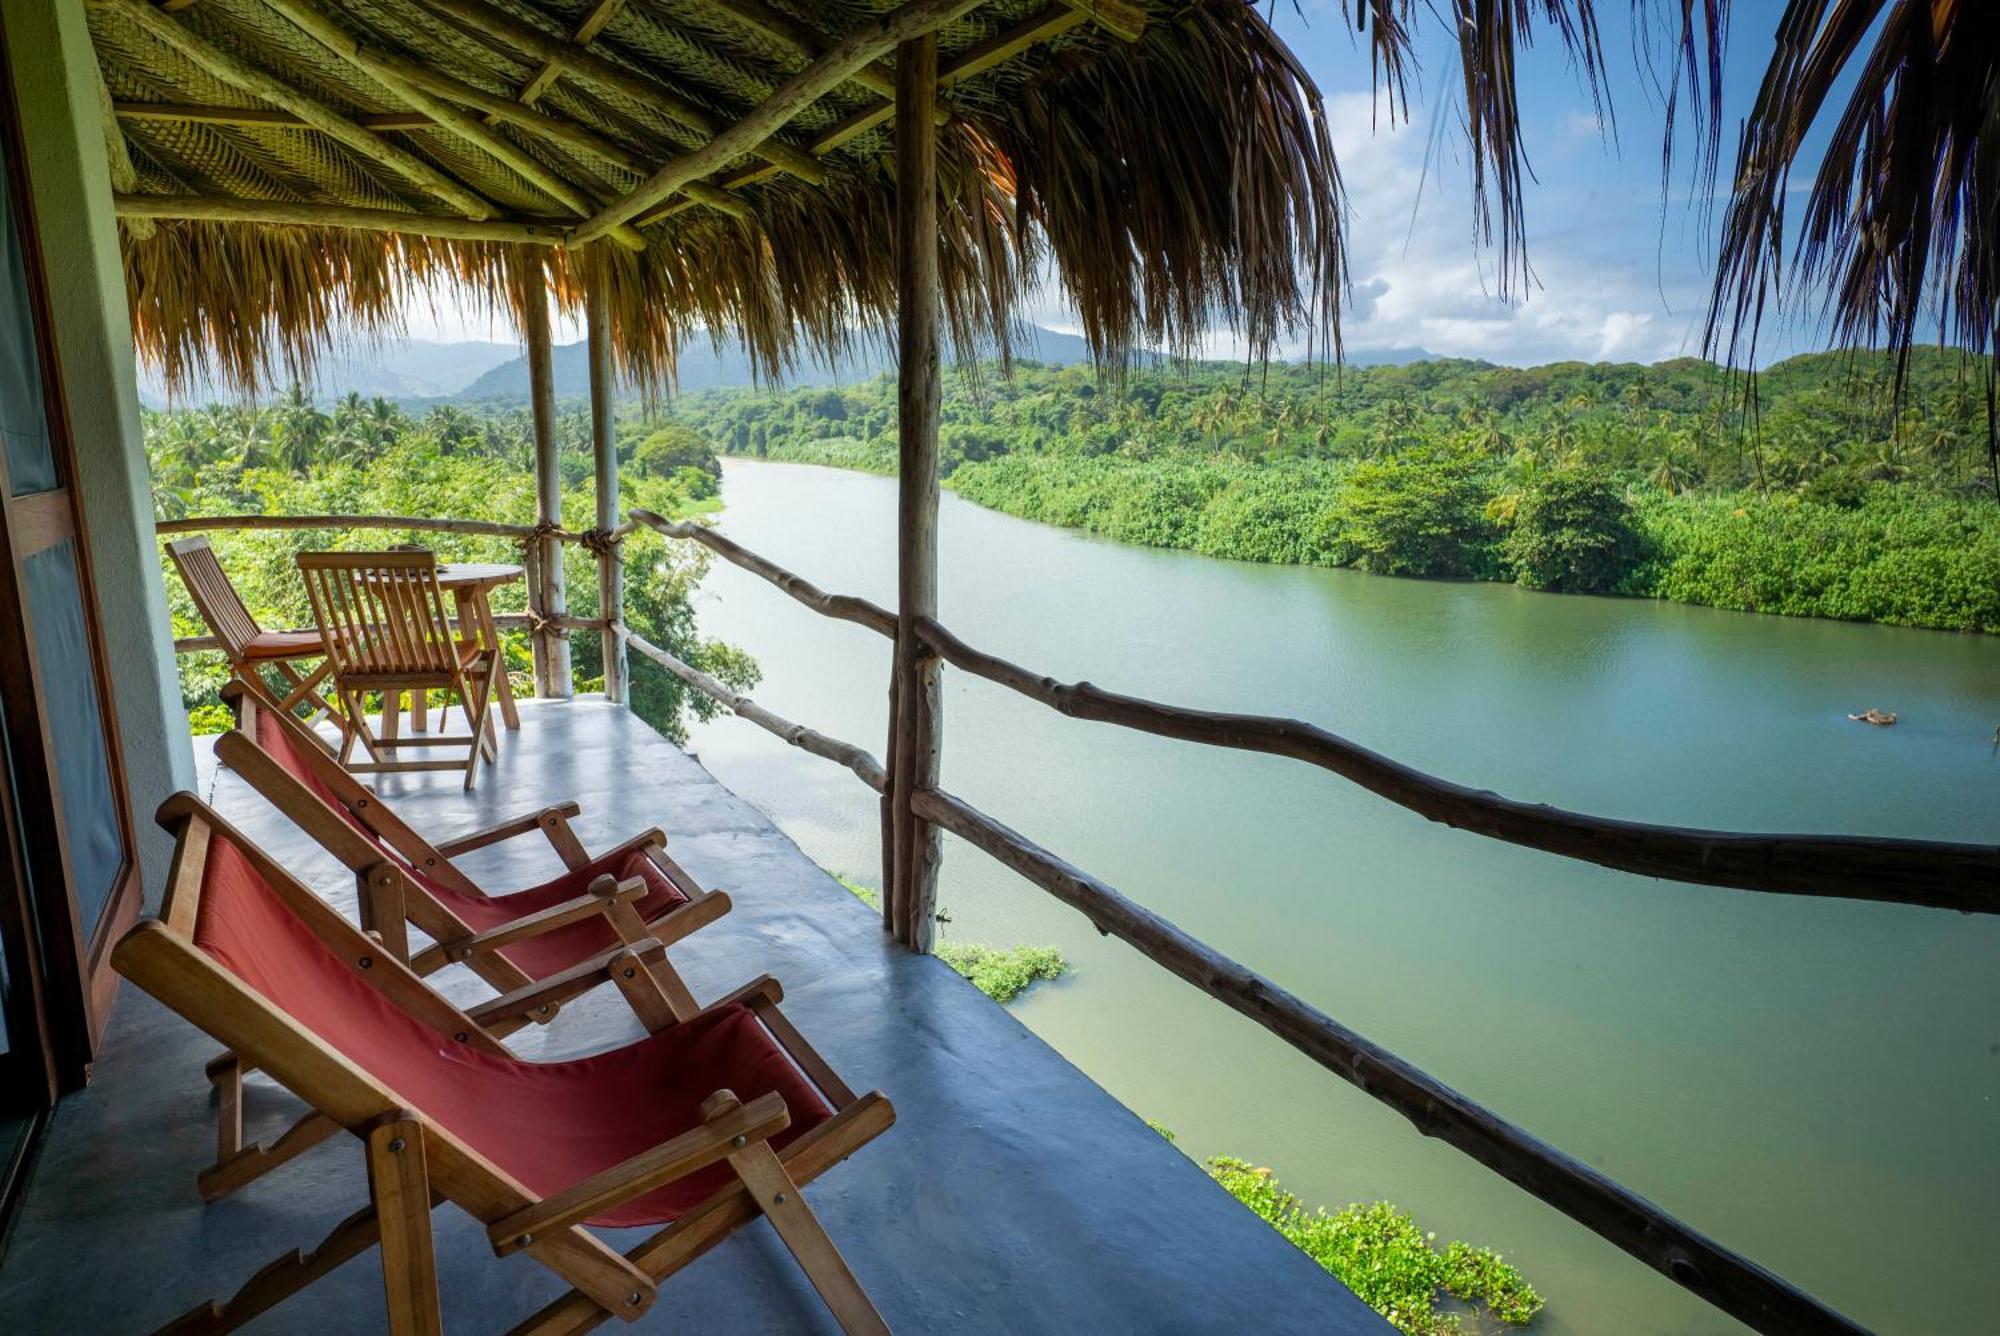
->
[[299, 551, 457, 678], [167, 536, 262, 659]]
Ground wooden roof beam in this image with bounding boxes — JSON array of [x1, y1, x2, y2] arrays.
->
[[258, 0, 648, 249], [114, 192, 570, 243], [418, 0, 825, 186], [94, 61, 154, 237], [93, 0, 494, 220], [116, 101, 432, 131], [575, 0, 994, 246], [115, 99, 747, 220]]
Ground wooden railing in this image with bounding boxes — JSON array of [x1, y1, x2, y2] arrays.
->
[[618, 507, 2000, 1335]]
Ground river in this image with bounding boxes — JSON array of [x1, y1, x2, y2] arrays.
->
[[680, 459, 2000, 1335]]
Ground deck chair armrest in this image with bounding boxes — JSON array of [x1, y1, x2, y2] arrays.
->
[[488, 1091, 791, 1256], [430, 878, 647, 967], [432, 801, 586, 860], [463, 936, 669, 1027]]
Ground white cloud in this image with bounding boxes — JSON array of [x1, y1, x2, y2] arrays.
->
[[1318, 93, 1701, 366]]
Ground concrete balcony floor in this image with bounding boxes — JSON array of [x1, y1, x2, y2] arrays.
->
[[0, 696, 1383, 1333]]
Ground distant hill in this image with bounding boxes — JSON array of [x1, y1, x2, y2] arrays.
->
[[133, 329, 1435, 409], [451, 323, 1100, 403], [1343, 346, 1438, 368], [138, 337, 516, 407]]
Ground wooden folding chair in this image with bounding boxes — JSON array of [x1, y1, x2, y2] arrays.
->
[[167, 536, 344, 732], [297, 549, 500, 789], [118, 794, 895, 1336], [195, 677, 732, 1199]]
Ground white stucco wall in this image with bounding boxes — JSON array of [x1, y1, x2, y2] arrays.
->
[[3, 0, 195, 909]]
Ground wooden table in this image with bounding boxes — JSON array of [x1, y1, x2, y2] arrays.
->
[[437, 562, 523, 731]]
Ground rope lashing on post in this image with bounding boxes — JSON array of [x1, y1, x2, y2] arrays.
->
[[522, 606, 571, 641], [579, 527, 624, 558]]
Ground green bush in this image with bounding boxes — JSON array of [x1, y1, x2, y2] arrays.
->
[[1331, 445, 1495, 577], [1501, 466, 1645, 592], [934, 942, 1068, 1003], [1634, 489, 2000, 630], [1205, 1158, 1544, 1335]]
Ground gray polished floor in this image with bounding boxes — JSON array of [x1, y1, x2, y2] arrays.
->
[[0, 697, 1383, 1333]]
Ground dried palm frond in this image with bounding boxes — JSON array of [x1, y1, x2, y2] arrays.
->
[[1703, 0, 1998, 382]]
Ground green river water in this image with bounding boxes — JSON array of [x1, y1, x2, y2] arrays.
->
[[680, 459, 2000, 1334]]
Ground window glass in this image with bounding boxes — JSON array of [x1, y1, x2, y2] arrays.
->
[[0, 135, 56, 496], [22, 542, 122, 928]]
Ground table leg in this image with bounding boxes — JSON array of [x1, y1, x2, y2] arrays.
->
[[469, 589, 520, 730]]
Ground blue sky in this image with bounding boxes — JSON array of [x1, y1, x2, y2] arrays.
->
[[1201, 0, 1826, 366], [409, 2, 1833, 370]]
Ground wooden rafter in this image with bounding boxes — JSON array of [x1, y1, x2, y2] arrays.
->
[[114, 191, 569, 243], [696, 0, 898, 103], [651, 3, 1092, 224], [573, 0, 993, 245], [95, 0, 494, 219], [511, 0, 628, 109], [419, 0, 824, 186], [258, 0, 648, 249]]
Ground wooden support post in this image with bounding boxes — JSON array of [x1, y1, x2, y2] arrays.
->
[[523, 262, 572, 698], [887, 34, 942, 952], [586, 256, 627, 705]]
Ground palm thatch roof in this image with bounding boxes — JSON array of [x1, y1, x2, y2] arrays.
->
[[89, 0, 1344, 394]]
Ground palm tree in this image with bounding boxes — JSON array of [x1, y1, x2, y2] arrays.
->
[[1699, 1, 1994, 408], [272, 383, 326, 474]]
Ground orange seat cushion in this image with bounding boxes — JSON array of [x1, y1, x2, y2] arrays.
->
[[193, 834, 829, 1227], [241, 629, 326, 660]]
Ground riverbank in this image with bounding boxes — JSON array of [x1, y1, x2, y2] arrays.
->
[[720, 438, 2000, 634]]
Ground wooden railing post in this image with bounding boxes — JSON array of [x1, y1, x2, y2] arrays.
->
[[887, 32, 942, 951], [585, 254, 627, 704], [523, 257, 571, 698]]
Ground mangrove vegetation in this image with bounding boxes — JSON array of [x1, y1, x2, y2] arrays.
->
[[666, 348, 2000, 633]]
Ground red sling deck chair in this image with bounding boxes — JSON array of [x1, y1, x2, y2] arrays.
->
[[117, 794, 895, 1336], [196, 678, 733, 1198]]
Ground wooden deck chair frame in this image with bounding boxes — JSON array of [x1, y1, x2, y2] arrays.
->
[[296, 549, 499, 789], [118, 794, 895, 1336], [198, 678, 731, 1200], [167, 535, 346, 735]]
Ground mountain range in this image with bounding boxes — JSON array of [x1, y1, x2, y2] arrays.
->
[[450, 323, 1108, 401], [138, 327, 1439, 407], [136, 338, 518, 408]]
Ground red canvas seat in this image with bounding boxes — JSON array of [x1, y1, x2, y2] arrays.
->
[[120, 795, 893, 1333], [254, 707, 691, 980], [426, 848, 689, 980], [194, 834, 831, 1228]]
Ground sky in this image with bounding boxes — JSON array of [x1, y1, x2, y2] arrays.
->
[[404, 1, 1831, 370]]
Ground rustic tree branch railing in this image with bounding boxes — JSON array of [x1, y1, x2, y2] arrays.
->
[[912, 617, 2000, 915], [910, 784, 1863, 1336], [625, 508, 897, 636], [623, 627, 887, 792]]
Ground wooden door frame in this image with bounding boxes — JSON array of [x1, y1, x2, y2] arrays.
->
[[0, 17, 143, 1089]]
